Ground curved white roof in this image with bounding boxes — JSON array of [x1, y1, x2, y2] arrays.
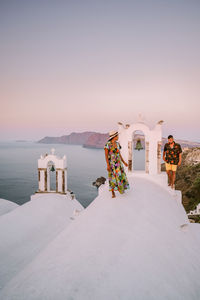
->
[[1, 175, 200, 299]]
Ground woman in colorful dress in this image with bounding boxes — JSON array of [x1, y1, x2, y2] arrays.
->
[[104, 130, 130, 198]]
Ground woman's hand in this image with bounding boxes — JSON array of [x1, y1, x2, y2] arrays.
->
[[124, 162, 128, 167], [120, 153, 128, 167]]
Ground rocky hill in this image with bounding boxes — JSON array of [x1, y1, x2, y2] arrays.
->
[[162, 147, 200, 222], [38, 131, 200, 149], [83, 132, 109, 148], [38, 131, 97, 145]]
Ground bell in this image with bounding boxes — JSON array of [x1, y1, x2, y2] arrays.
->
[[135, 139, 143, 151], [50, 165, 55, 172]]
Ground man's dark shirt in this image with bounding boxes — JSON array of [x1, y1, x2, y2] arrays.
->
[[164, 142, 182, 165]]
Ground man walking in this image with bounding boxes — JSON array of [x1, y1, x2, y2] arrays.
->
[[163, 135, 182, 189]]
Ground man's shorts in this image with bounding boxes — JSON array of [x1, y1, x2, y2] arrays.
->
[[165, 162, 177, 172]]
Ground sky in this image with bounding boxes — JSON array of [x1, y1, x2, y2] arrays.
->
[[0, 0, 200, 142]]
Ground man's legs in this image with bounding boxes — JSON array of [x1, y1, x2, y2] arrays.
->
[[165, 163, 172, 186], [171, 171, 176, 188], [171, 171, 176, 189], [167, 170, 172, 186], [165, 163, 177, 189], [171, 164, 177, 189]]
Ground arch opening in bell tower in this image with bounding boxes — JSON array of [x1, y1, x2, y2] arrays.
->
[[47, 160, 56, 191], [132, 130, 145, 171]]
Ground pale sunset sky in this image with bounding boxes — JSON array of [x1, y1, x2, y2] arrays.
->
[[1, 0, 200, 141]]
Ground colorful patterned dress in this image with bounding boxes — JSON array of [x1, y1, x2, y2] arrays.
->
[[104, 140, 130, 194]]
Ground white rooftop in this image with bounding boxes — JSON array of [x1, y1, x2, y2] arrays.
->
[[0, 198, 19, 217], [0, 193, 83, 290], [0, 174, 200, 299]]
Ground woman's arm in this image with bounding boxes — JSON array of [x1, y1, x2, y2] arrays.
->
[[104, 148, 111, 171], [119, 152, 128, 167]]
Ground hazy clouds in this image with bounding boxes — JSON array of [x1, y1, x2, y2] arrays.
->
[[1, 0, 200, 141]]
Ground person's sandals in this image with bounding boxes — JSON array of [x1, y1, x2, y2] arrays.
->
[[171, 184, 175, 190]]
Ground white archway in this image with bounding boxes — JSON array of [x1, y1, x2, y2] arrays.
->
[[47, 160, 56, 191], [132, 129, 146, 172], [118, 121, 163, 175], [37, 148, 67, 194]]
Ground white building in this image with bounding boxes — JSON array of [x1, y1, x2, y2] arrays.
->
[[1, 174, 200, 300], [1, 125, 200, 299], [0, 150, 84, 290], [188, 203, 200, 215], [37, 148, 67, 194], [118, 119, 163, 175]]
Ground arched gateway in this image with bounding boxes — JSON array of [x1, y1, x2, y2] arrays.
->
[[37, 148, 67, 194], [118, 120, 163, 175]]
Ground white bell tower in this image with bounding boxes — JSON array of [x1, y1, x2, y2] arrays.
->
[[118, 120, 163, 175], [37, 148, 67, 194]]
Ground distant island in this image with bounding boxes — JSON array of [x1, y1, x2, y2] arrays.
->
[[37, 131, 200, 149]]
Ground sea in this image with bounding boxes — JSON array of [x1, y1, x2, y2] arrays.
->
[[0, 141, 160, 208]]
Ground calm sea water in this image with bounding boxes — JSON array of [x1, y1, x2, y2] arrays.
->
[[0, 141, 149, 207]]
